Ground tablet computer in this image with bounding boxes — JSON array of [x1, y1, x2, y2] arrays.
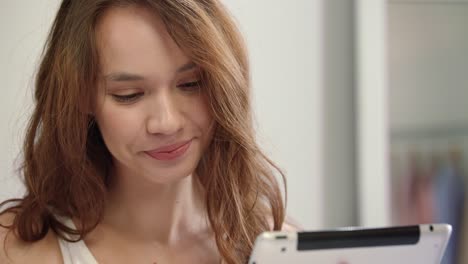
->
[[248, 224, 451, 264]]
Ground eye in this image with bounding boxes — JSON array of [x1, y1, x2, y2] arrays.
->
[[178, 80, 201, 91], [111, 92, 144, 103]]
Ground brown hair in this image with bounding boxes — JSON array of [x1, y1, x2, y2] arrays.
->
[[0, 0, 286, 263]]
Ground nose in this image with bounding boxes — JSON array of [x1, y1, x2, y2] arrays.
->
[[146, 91, 183, 136]]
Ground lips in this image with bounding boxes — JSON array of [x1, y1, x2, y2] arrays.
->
[[145, 140, 192, 161]]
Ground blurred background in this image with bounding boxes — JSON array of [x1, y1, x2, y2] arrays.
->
[[387, 1, 467, 263], [0, 0, 466, 263]]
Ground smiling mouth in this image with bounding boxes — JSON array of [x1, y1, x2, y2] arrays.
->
[[145, 140, 192, 161]]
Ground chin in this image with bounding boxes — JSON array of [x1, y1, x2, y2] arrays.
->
[[140, 165, 197, 185]]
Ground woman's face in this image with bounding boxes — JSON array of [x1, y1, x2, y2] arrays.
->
[[94, 6, 214, 184]]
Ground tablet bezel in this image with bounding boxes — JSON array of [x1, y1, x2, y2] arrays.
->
[[248, 224, 452, 264]]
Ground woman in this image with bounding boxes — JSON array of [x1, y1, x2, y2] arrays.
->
[[0, 0, 292, 263]]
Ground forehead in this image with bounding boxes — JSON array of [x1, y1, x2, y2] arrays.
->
[[95, 5, 189, 79]]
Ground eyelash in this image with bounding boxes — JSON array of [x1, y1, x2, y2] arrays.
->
[[178, 80, 202, 91], [111, 81, 201, 103]]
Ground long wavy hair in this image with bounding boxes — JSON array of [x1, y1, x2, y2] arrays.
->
[[0, 0, 286, 263]]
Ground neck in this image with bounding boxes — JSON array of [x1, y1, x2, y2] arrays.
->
[[101, 166, 209, 245]]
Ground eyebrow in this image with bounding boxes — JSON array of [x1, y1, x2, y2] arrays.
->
[[104, 62, 197, 82], [177, 61, 197, 73]]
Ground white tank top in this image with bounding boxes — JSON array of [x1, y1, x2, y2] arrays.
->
[[56, 217, 99, 264]]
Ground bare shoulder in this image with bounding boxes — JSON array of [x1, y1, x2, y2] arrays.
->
[[0, 212, 63, 264]]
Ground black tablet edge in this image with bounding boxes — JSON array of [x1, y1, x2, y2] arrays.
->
[[297, 225, 420, 251]]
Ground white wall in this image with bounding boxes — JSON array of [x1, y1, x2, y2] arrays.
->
[[221, 0, 325, 229], [0, 0, 62, 202], [355, 0, 392, 227], [0, 1, 327, 229]]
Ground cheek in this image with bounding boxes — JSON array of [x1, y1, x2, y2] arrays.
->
[[95, 103, 141, 146], [191, 98, 214, 134]]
